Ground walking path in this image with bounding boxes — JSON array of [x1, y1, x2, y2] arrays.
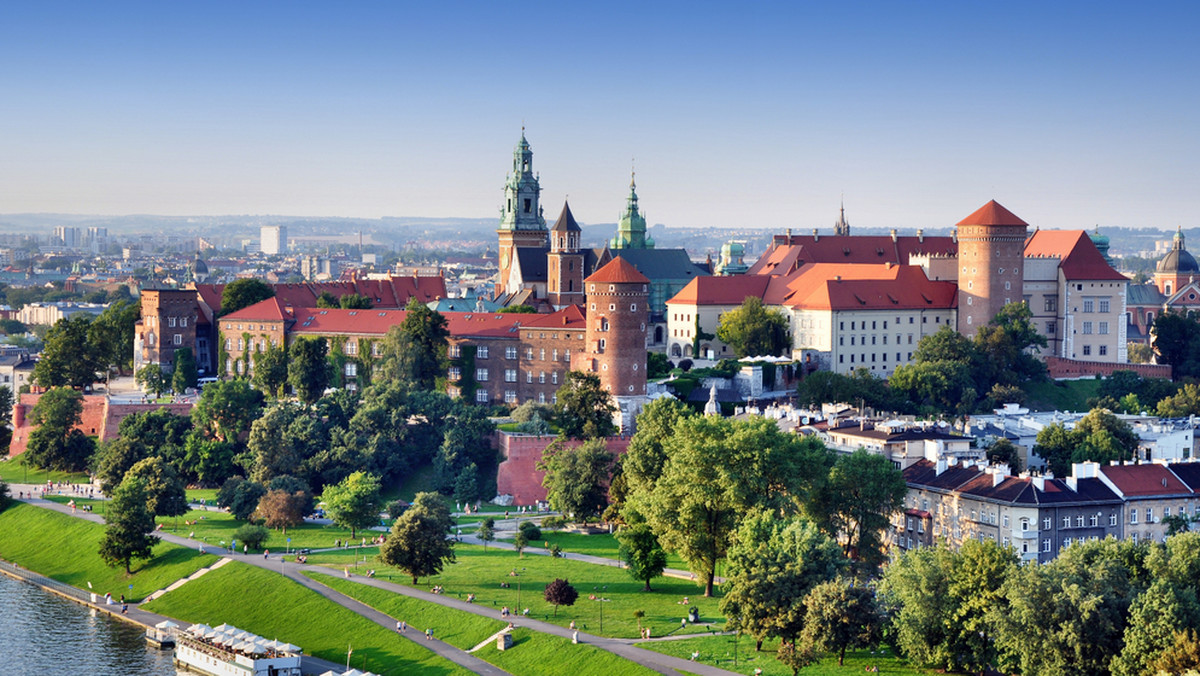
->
[[11, 495, 744, 676]]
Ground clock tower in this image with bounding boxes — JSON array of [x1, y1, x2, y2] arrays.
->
[[496, 130, 548, 297]]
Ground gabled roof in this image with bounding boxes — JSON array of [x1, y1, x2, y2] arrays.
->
[[220, 297, 295, 322], [586, 256, 649, 284], [957, 200, 1029, 227], [1100, 463, 1193, 497], [748, 234, 957, 276], [521, 304, 587, 330], [1126, 283, 1166, 306], [1168, 462, 1200, 492], [287, 308, 525, 339], [1024, 230, 1127, 281], [782, 264, 958, 311], [550, 202, 581, 232], [514, 247, 550, 282], [667, 276, 772, 306]]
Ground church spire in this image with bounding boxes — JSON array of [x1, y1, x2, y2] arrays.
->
[[611, 166, 652, 250], [499, 130, 546, 233], [834, 199, 850, 236]]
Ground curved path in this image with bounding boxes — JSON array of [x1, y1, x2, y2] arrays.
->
[[13, 494, 743, 676]]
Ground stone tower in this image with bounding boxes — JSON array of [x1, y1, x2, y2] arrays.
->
[[496, 130, 547, 297], [834, 202, 850, 236], [576, 257, 650, 431], [955, 200, 1029, 335], [610, 172, 654, 250], [547, 201, 585, 308]]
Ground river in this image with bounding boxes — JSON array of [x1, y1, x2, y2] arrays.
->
[[0, 573, 178, 675]]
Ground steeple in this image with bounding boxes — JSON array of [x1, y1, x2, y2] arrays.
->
[[834, 200, 850, 236], [611, 168, 653, 249], [498, 128, 547, 233]]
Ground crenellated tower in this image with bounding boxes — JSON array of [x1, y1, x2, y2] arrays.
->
[[576, 257, 650, 431], [496, 130, 548, 297]]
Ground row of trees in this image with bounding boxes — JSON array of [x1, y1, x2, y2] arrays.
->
[[33, 300, 140, 389]]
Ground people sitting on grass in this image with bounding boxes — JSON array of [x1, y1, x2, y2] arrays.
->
[[466, 593, 476, 603]]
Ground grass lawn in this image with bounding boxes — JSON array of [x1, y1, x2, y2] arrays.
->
[[143, 561, 472, 676], [499, 530, 691, 573], [0, 459, 89, 485], [322, 542, 724, 640], [305, 574, 657, 676], [638, 635, 934, 675], [1024, 377, 1101, 412], [0, 502, 219, 601], [185, 488, 219, 504], [152, 506, 383, 552]]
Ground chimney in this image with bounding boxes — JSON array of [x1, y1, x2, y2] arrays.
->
[[917, 229, 924, 243], [13, 402, 24, 428], [785, 228, 792, 238], [952, 229, 958, 243], [992, 470, 1004, 487], [812, 228, 819, 242], [935, 458, 947, 475], [890, 229, 898, 242], [1032, 476, 1046, 491]]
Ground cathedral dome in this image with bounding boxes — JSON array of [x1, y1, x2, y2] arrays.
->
[[1158, 228, 1199, 274]]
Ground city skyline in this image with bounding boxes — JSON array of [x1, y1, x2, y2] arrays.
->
[[1, 2, 1197, 232]]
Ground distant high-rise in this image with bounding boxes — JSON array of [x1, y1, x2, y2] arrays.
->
[[54, 226, 81, 249], [261, 225, 288, 255]]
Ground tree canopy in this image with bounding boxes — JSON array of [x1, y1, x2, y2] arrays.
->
[[287, 336, 330, 404], [809, 448, 907, 577], [1033, 407, 1139, 477], [376, 298, 449, 390], [321, 470, 382, 538], [554, 371, 617, 439], [98, 477, 159, 574], [378, 491, 455, 583], [538, 438, 614, 524], [220, 279, 274, 317], [24, 387, 94, 472], [616, 523, 668, 591], [33, 315, 105, 389], [715, 296, 790, 358]]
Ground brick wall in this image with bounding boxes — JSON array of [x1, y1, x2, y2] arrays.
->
[[495, 432, 631, 506], [8, 394, 192, 458], [1044, 356, 1172, 380]]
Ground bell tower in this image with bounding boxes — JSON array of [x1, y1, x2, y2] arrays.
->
[[496, 129, 548, 297], [575, 257, 650, 432], [547, 201, 585, 308], [610, 171, 654, 250]]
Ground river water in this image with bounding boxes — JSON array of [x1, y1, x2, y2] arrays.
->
[[0, 573, 178, 675]]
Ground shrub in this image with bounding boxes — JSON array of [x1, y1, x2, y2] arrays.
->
[[544, 578, 578, 616], [386, 500, 408, 519], [519, 520, 542, 541], [233, 524, 270, 550], [541, 516, 566, 530]]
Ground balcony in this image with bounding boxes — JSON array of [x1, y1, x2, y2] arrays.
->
[[1012, 529, 1038, 539]]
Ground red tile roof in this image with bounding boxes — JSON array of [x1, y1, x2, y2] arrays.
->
[[586, 256, 650, 284], [782, 264, 957, 311], [1100, 463, 1193, 497], [666, 276, 773, 306], [521, 304, 587, 330], [747, 235, 957, 276], [196, 275, 447, 314], [287, 308, 525, 339], [220, 297, 295, 322], [957, 200, 1028, 227], [1024, 230, 1127, 281]]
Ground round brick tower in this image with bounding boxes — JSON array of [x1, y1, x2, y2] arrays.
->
[[578, 256, 650, 397], [955, 200, 1029, 335]]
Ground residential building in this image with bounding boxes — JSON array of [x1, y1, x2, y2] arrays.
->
[[261, 225, 288, 255]]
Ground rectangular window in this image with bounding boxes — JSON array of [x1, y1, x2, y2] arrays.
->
[[1043, 539, 1051, 552], [526, 371, 533, 383], [346, 341, 357, 355], [1083, 321, 1093, 334], [1099, 298, 1110, 313], [553, 349, 559, 361], [475, 390, 489, 403], [1045, 296, 1057, 312], [181, 318, 188, 328], [1109, 513, 1117, 526], [1131, 510, 1138, 524], [1076, 515, 1084, 528], [1090, 514, 1098, 527], [526, 348, 534, 360], [1044, 517, 1052, 530], [448, 367, 461, 381], [477, 346, 489, 359], [476, 368, 488, 381], [1099, 321, 1109, 335], [539, 372, 546, 384], [449, 345, 461, 358], [345, 362, 357, 377], [225, 338, 232, 350], [504, 369, 517, 383], [551, 371, 558, 384], [504, 390, 517, 403], [1047, 321, 1056, 335], [1083, 299, 1095, 313], [1099, 345, 1108, 356], [168, 317, 177, 327], [1147, 508, 1154, 523], [506, 346, 517, 359], [173, 334, 182, 345], [1083, 345, 1092, 356]]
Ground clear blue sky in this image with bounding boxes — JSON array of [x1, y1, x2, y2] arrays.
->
[[1, 1, 1197, 231]]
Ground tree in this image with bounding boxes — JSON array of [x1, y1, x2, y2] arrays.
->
[[1157, 383, 1200, 417], [720, 513, 845, 650], [191, 379, 265, 444], [477, 520, 495, 549], [316, 291, 340, 309], [616, 523, 668, 591], [232, 524, 270, 550], [1127, 342, 1154, 364], [24, 387, 94, 472], [124, 456, 189, 518], [216, 477, 267, 521], [1151, 629, 1200, 675], [975, 301, 1048, 385], [538, 438, 613, 524], [246, 402, 304, 484], [986, 437, 1022, 473], [98, 477, 159, 574], [633, 415, 832, 596], [287, 336, 330, 404], [33, 315, 104, 389], [93, 438, 150, 494], [795, 369, 893, 411], [809, 449, 907, 577], [136, 365, 170, 397], [90, 299, 138, 375], [646, 351, 672, 379], [498, 304, 537, 314], [376, 298, 449, 390], [554, 371, 616, 440], [715, 296, 789, 358], [1112, 579, 1200, 676], [1034, 408, 1139, 477], [220, 279, 274, 317], [453, 462, 479, 503], [339, 293, 372, 309], [1153, 311, 1200, 379], [172, 347, 198, 393], [378, 491, 456, 582], [513, 530, 529, 557], [251, 341, 288, 397], [544, 578, 578, 617], [622, 396, 692, 495], [321, 471, 382, 539], [0, 479, 11, 513], [254, 489, 307, 534], [777, 640, 819, 676], [800, 579, 882, 666]]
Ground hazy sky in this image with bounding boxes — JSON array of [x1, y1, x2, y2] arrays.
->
[[1, 2, 1197, 231]]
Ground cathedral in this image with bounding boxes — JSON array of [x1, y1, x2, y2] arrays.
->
[[493, 132, 710, 349]]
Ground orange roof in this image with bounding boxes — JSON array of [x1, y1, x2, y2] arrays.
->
[[747, 234, 957, 276], [1025, 230, 1127, 281], [521, 304, 587, 330], [666, 276, 772, 306], [586, 256, 649, 284], [783, 264, 957, 311], [289, 308, 525, 339], [957, 200, 1028, 227], [220, 297, 294, 322], [1100, 463, 1193, 497]]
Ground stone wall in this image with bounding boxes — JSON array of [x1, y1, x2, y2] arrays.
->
[[495, 432, 631, 506], [8, 394, 193, 458], [1044, 356, 1171, 380]]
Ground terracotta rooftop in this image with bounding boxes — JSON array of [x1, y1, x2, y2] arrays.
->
[[220, 297, 294, 322], [1024, 229, 1127, 281], [585, 256, 649, 285], [957, 200, 1029, 227], [666, 276, 772, 306], [782, 264, 958, 311], [748, 234, 957, 276], [521, 304, 587, 330], [1101, 463, 1194, 497]]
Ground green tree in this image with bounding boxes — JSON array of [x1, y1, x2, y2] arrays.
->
[[191, 379, 264, 444], [216, 476, 267, 521], [90, 300, 140, 375], [477, 520, 495, 549], [379, 491, 455, 582], [251, 341, 288, 397], [1034, 407, 1139, 477], [795, 369, 893, 411], [316, 291, 340, 309], [124, 456, 189, 518], [254, 489, 307, 535], [975, 301, 1048, 386], [172, 347, 198, 393], [543, 578, 578, 617], [497, 304, 536, 314], [321, 471, 382, 539], [800, 579, 882, 666], [33, 315, 104, 389], [1157, 383, 1200, 417], [232, 524, 270, 550], [878, 544, 958, 669], [553, 371, 617, 440], [24, 387, 94, 472], [246, 402, 304, 483], [986, 437, 1022, 473], [622, 396, 692, 495], [135, 365, 170, 397], [376, 298, 449, 390], [181, 435, 237, 487], [513, 529, 529, 557], [633, 415, 832, 596], [809, 449, 907, 577], [98, 477, 159, 574], [220, 279, 274, 317], [1150, 629, 1200, 675], [339, 293, 372, 309], [616, 523, 668, 591], [538, 438, 613, 524], [715, 296, 789, 358], [453, 462, 479, 503], [287, 336, 330, 404], [719, 513, 845, 651], [646, 352, 672, 379], [1112, 579, 1200, 676], [1153, 311, 1200, 379], [1127, 341, 1153, 364]]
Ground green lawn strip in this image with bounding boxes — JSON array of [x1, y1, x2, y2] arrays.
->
[[153, 506, 384, 552], [43, 495, 105, 508], [344, 543, 721, 640], [0, 460, 89, 485], [143, 561, 472, 676], [1023, 378, 1101, 413], [185, 488, 219, 504], [637, 635, 930, 675], [501, 530, 688, 571], [480, 627, 658, 676], [0, 502, 218, 601], [303, 572, 505, 650]]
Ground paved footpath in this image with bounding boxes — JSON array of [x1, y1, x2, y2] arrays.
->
[[14, 496, 745, 676]]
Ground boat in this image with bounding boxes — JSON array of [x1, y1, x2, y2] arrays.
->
[[171, 622, 303, 676], [146, 620, 179, 649]]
